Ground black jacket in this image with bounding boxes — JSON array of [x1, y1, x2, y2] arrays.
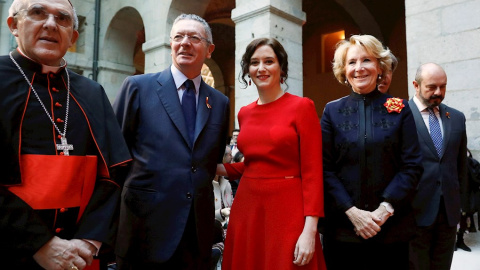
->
[[321, 90, 423, 243]]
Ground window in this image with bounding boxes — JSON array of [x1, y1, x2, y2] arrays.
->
[[321, 30, 345, 73]]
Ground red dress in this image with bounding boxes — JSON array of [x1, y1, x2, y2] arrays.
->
[[222, 93, 326, 270]]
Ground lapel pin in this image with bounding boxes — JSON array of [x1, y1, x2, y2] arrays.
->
[[206, 97, 212, 109], [446, 112, 450, 119]]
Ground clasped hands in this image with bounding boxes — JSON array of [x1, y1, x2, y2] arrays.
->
[[346, 205, 392, 240], [33, 236, 97, 270], [220, 207, 231, 218]]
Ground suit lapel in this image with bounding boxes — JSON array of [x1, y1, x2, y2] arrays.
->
[[439, 104, 450, 159], [155, 69, 192, 148], [409, 99, 439, 157], [193, 81, 211, 145]]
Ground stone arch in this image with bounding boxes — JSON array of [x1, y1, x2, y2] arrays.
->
[[99, 6, 144, 101], [204, 59, 225, 94], [334, 0, 383, 40]]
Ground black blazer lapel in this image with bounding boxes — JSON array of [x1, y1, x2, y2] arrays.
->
[[155, 69, 191, 147], [409, 99, 439, 157], [193, 80, 211, 145]]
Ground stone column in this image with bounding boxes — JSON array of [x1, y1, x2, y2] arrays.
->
[[231, 0, 305, 127], [143, 37, 172, 74]]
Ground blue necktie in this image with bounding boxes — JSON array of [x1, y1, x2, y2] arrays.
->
[[428, 108, 443, 157], [182, 80, 196, 143]]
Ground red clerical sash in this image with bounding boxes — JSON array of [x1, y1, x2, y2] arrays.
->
[[8, 154, 97, 221]]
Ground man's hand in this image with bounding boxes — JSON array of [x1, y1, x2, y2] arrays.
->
[[33, 236, 88, 270], [372, 205, 393, 227], [69, 239, 97, 266]]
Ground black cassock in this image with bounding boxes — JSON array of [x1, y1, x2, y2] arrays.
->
[[0, 50, 131, 269]]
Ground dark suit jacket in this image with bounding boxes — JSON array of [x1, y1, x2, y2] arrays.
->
[[408, 99, 468, 227], [113, 67, 229, 263], [321, 90, 423, 243]]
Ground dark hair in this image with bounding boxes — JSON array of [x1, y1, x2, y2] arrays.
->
[[239, 38, 288, 88], [233, 152, 244, 163]]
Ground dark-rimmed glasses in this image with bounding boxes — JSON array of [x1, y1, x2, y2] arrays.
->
[[14, 6, 73, 28]]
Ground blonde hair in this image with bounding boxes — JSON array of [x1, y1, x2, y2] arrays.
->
[[332, 35, 392, 86]]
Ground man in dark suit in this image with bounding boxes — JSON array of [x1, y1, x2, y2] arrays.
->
[[113, 14, 229, 270], [408, 63, 468, 270]]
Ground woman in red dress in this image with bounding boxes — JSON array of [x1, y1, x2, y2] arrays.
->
[[217, 38, 326, 270]]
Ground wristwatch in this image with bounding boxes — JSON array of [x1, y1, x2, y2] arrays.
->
[[380, 202, 394, 216]]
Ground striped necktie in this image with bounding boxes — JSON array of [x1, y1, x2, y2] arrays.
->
[[428, 108, 443, 157]]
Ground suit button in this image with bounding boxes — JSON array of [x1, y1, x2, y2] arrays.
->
[[186, 192, 192, 199], [55, 228, 63, 233], [191, 166, 197, 173], [59, 208, 67, 213], [436, 181, 441, 186]]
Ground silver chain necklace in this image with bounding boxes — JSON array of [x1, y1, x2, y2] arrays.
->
[[9, 52, 74, 155]]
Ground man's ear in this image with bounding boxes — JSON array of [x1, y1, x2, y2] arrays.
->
[[69, 30, 79, 48], [206, 43, 215, 59], [7, 17, 19, 36], [412, 80, 419, 90]]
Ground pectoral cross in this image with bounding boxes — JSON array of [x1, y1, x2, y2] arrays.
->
[[56, 136, 74, 156]]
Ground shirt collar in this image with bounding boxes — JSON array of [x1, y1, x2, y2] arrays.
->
[[17, 48, 67, 74], [170, 65, 201, 93]]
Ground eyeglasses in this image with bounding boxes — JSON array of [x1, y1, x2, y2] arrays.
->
[[171, 34, 210, 44], [14, 6, 73, 28]]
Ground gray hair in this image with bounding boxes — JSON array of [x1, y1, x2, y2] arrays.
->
[[390, 51, 398, 72], [173, 14, 213, 44], [9, 0, 79, 30]]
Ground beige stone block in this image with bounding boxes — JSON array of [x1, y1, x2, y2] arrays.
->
[[442, 0, 480, 34]]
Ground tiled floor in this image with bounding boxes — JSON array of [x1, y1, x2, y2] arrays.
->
[[451, 214, 480, 270]]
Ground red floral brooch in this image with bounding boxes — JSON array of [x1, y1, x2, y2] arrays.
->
[[384, 97, 405, 113], [206, 97, 212, 109]]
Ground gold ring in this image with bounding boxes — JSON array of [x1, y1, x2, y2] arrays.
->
[[70, 265, 79, 270]]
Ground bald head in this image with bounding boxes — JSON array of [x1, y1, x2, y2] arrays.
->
[[414, 63, 446, 85], [413, 63, 447, 108]]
